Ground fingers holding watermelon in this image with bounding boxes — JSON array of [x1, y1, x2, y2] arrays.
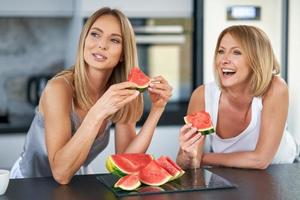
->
[[179, 124, 204, 151], [94, 81, 140, 118], [178, 123, 205, 168], [148, 76, 173, 109]]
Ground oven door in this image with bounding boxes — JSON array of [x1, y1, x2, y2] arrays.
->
[[133, 18, 193, 125]]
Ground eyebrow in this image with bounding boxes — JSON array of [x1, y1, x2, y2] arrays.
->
[[219, 45, 240, 49], [90, 27, 122, 38]]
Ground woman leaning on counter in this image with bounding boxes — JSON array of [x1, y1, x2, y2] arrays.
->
[[10, 7, 172, 184], [177, 25, 298, 169]]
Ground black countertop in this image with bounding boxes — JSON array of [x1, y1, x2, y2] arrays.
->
[[3, 163, 300, 200]]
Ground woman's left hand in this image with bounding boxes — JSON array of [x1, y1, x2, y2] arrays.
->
[[148, 76, 172, 109]]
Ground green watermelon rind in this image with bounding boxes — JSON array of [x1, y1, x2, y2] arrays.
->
[[136, 86, 149, 93], [106, 156, 131, 177], [128, 67, 151, 93], [106, 154, 155, 177], [183, 116, 215, 135], [114, 175, 141, 191], [199, 127, 215, 135]]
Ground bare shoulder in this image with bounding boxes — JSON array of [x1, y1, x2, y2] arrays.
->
[[187, 85, 205, 114], [39, 74, 74, 114], [263, 76, 288, 99]]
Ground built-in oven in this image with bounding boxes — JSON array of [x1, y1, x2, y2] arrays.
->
[[130, 18, 193, 125]]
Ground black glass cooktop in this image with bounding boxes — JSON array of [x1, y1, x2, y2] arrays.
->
[[97, 168, 236, 197]]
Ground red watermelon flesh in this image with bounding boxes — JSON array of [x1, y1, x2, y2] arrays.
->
[[163, 156, 185, 177], [110, 155, 139, 175], [156, 156, 181, 180], [114, 174, 141, 191], [108, 153, 153, 176], [128, 67, 150, 91], [184, 111, 215, 135], [115, 153, 153, 170], [139, 160, 172, 186]]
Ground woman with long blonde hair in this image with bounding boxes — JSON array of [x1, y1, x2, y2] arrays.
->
[[10, 7, 172, 184]]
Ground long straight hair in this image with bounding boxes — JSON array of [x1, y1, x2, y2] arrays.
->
[[56, 7, 143, 123]]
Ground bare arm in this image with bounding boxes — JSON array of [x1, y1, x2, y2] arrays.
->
[[42, 78, 139, 184], [115, 107, 164, 153], [115, 75, 173, 154], [176, 85, 206, 169], [202, 77, 289, 169]]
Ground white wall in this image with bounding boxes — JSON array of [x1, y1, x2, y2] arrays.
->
[[203, 0, 283, 83], [287, 0, 300, 144], [0, 134, 26, 170], [0, 126, 181, 174]]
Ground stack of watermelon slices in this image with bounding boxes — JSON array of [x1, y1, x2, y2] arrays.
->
[[106, 153, 185, 191]]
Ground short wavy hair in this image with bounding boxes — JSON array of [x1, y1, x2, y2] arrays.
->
[[213, 25, 280, 96]]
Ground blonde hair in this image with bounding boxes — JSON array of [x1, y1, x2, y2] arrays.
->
[[56, 7, 143, 123], [213, 25, 280, 96]]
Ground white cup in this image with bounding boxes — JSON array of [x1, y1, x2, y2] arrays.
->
[[0, 170, 10, 195]]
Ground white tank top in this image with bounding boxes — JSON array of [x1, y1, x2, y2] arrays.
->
[[204, 81, 297, 164]]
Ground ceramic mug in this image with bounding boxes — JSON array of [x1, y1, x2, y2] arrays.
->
[[0, 170, 10, 195]]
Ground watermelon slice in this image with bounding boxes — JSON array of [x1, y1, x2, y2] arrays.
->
[[106, 153, 153, 177], [162, 156, 185, 177], [138, 160, 172, 186], [156, 156, 181, 180], [107, 154, 185, 191], [156, 156, 185, 180], [184, 111, 215, 135], [114, 174, 141, 191], [128, 67, 151, 92]]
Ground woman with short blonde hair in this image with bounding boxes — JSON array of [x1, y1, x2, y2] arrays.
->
[[177, 25, 297, 170]]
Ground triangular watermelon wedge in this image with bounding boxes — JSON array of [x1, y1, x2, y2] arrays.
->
[[128, 67, 151, 92], [106, 153, 153, 177], [184, 111, 215, 135], [114, 174, 141, 191], [156, 156, 185, 180], [138, 160, 172, 186]]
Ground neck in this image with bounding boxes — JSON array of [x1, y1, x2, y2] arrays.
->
[[86, 67, 113, 100], [222, 85, 253, 109]]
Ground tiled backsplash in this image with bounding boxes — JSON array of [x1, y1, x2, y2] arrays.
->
[[0, 18, 70, 122]]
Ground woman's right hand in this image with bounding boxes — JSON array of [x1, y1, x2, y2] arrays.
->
[[178, 123, 205, 167], [93, 81, 140, 119]]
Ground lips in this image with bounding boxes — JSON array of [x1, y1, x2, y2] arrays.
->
[[221, 68, 236, 76], [92, 52, 107, 62]]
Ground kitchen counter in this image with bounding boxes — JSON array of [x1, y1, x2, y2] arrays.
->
[[3, 163, 300, 200]]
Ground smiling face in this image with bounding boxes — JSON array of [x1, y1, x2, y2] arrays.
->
[[215, 33, 252, 90], [84, 14, 123, 72]]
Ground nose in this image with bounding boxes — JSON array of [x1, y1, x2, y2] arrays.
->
[[221, 53, 231, 65], [98, 38, 108, 50]]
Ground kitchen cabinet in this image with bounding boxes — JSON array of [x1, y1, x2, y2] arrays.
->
[[0, 0, 73, 17]]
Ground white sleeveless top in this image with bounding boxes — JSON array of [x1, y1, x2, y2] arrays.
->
[[204, 81, 297, 164]]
